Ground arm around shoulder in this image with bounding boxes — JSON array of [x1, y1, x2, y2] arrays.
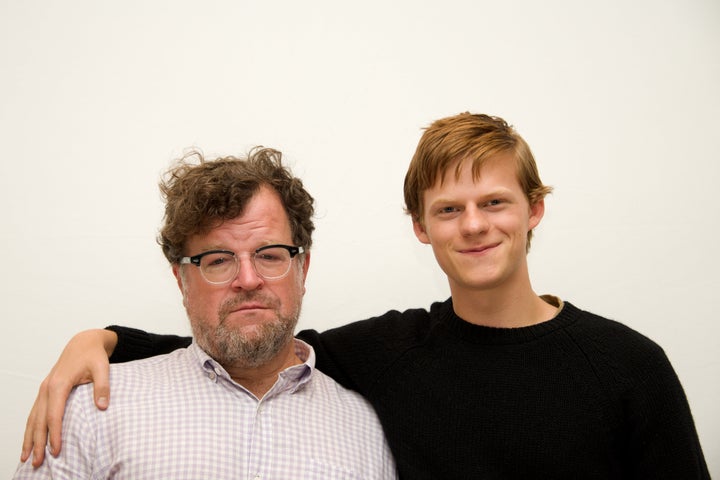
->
[[15, 384, 98, 479], [20, 328, 116, 467], [106, 325, 191, 363]]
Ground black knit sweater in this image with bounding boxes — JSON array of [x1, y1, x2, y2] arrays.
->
[[108, 299, 710, 479]]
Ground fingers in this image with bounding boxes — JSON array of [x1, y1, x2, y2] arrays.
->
[[20, 378, 50, 467], [32, 425, 49, 467], [21, 400, 36, 462], [45, 375, 73, 461], [18, 329, 116, 467], [90, 358, 111, 410]]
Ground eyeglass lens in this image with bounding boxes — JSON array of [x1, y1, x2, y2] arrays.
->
[[198, 247, 294, 282]]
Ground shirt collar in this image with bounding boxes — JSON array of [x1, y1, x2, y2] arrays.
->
[[189, 339, 315, 395]]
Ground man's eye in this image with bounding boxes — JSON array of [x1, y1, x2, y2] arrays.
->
[[486, 199, 502, 207], [203, 254, 233, 268], [439, 206, 459, 214]]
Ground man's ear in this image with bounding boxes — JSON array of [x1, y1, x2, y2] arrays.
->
[[528, 198, 545, 230], [301, 251, 311, 283], [412, 217, 431, 245], [171, 264, 189, 307], [172, 264, 184, 293]]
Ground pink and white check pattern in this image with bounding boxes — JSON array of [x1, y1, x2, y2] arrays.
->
[[15, 340, 396, 479]]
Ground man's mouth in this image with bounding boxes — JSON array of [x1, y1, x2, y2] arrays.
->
[[459, 243, 499, 254], [231, 303, 267, 312]]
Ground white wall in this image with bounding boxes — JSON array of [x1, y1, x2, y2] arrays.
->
[[1, 0, 718, 476]]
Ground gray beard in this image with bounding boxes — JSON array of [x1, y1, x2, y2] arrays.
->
[[191, 292, 300, 369]]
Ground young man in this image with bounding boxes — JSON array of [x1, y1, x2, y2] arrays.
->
[[22, 114, 710, 478], [14, 148, 396, 479]]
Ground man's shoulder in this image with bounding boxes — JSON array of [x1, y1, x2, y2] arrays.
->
[[66, 346, 209, 424], [565, 302, 663, 350], [563, 302, 672, 377], [306, 368, 382, 417], [321, 298, 449, 338], [108, 346, 196, 389], [111, 345, 188, 368]]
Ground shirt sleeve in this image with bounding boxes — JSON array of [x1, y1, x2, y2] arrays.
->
[[105, 325, 192, 363]]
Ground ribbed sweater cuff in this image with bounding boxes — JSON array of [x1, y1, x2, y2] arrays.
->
[[105, 325, 158, 364]]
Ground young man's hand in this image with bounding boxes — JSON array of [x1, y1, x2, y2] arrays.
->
[[20, 329, 118, 466]]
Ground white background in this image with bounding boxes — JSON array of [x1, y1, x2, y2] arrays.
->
[[1, 0, 718, 476]]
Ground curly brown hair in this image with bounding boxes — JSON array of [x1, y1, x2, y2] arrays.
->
[[158, 147, 315, 264]]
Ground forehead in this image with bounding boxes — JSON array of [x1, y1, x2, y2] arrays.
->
[[433, 155, 522, 192], [189, 186, 293, 248]]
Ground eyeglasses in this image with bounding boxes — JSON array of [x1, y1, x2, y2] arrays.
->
[[179, 244, 305, 284]]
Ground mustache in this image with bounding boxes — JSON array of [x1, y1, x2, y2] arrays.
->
[[218, 291, 279, 321]]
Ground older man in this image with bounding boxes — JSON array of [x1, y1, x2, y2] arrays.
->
[[14, 148, 396, 479]]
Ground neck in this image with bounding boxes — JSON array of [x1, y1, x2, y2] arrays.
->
[[450, 282, 558, 328], [224, 341, 302, 398]]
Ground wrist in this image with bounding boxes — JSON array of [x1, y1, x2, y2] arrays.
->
[[101, 329, 118, 357]]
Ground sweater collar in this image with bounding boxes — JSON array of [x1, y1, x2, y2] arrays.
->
[[436, 296, 583, 345]]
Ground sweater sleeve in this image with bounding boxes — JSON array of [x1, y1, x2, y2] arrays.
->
[[623, 346, 710, 479], [576, 309, 711, 479], [105, 325, 192, 363], [297, 306, 433, 395], [296, 328, 358, 390]]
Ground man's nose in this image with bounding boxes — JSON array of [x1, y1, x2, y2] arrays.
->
[[229, 257, 263, 290], [460, 205, 489, 236]]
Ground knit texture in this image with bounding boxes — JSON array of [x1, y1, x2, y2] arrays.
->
[[108, 299, 710, 479]]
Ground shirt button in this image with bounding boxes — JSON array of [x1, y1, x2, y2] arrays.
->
[[208, 371, 217, 382]]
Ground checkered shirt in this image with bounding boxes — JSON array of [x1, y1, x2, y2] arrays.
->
[[14, 340, 396, 479]]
